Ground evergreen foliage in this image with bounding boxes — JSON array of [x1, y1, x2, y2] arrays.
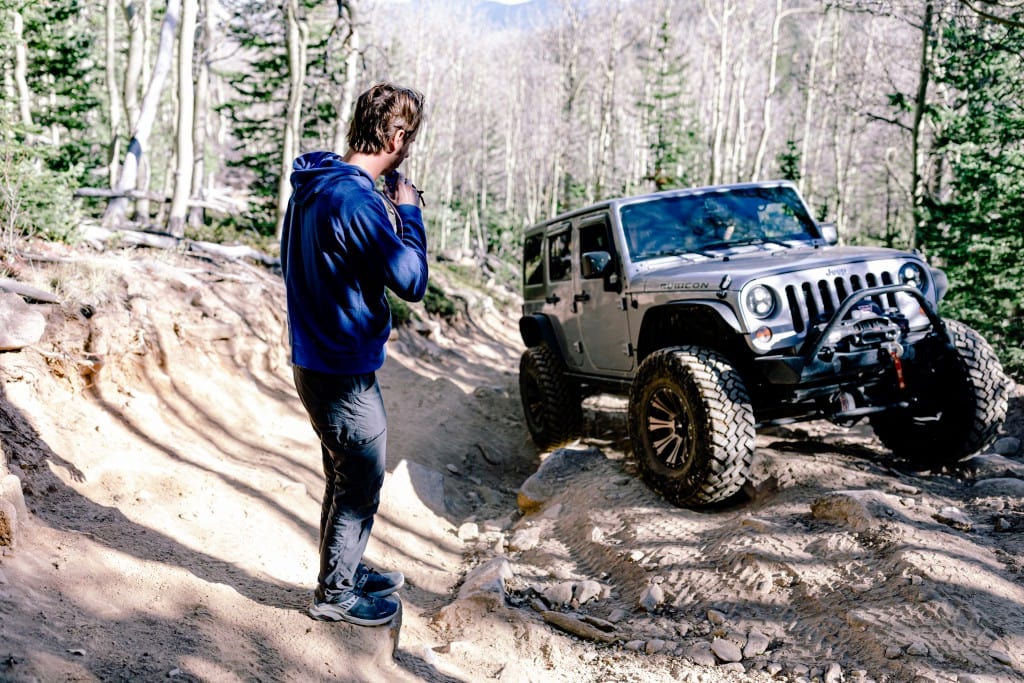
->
[[22, 0, 102, 178], [637, 15, 699, 191], [923, 14, 1024, 379], [216, 0, 291, 235]]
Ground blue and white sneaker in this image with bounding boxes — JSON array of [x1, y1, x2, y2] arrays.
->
[[307, 590, 399, 626], [354, 563, 405, 598]]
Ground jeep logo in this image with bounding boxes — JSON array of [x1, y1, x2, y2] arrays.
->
[[826, 267, 848, 277]]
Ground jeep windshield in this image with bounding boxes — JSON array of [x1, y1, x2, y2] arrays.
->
[[620, 185, 820, 262]]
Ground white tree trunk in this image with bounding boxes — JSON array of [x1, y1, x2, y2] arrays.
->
[[106, 0, 123, 187], [276, 0, 308, 239], [104, 0, 181, 227], [12, 11, 33, 127], [168, 0, 197, 237]]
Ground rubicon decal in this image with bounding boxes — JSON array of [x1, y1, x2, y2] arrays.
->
[[658, 282, 712, 290]]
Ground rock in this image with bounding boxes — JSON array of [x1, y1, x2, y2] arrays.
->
[[707, 609, 727, 625], [743, 630, 770, 658], [711, 638, 742, 663], [932, 507, 972, 532], [638, 584, 664, 612], [457, 522, 480, 541], [508, 525, 542, 552], [517, 447, 601, 513], [624, 640, 645, 651], [646, 639, 667, 654], [685, 641, 717, 667], [0, 292, 47, 350], [573, 580, 603, 605], [455, 557, 513, 608], [607, 608, 628, 623], [993, 436, 1021, 457], [989, 645, 1014, 667], [885, 645, 904, 659], [542, 582, 574, 607], [907, 642, 929, 657], [810, 490, 906, 531], [628, 549, 645, 563], [971, 478, 1024, 498], [824, 662, 843, 682], [962, 453, 1024, 479]]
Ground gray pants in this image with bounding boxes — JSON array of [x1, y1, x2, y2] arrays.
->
[[292, 366, 387, 602]]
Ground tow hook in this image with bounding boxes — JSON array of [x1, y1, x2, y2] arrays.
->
[[881, 341, 906, 390]]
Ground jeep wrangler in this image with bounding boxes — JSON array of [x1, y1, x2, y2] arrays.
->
[[518, 181, 1009, 508]]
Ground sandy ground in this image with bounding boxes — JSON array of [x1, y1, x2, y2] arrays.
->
[[0, 247, 1022, 683]]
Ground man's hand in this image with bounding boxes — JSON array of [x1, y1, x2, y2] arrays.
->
[[385, 171, 425, 207]]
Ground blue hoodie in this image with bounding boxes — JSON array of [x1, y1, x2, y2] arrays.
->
[[281, 151, 428, 374]]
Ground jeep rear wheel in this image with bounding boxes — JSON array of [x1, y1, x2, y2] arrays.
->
[[519, 345, 583, 450], [628, 346, 755, 508], [870, 320, 1009, 468]]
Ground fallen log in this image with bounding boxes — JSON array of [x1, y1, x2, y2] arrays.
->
[[81, 225, 279, 268], [0, 278, 60, 304]]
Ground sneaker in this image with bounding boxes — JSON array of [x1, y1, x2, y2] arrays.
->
[[307, 591, 399, 626], [353, 563, 405, 598]]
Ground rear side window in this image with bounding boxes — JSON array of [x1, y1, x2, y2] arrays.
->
[[548, 231, 572, 282], [523, 233, 545, 286]]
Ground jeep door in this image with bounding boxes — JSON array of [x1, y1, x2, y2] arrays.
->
[[544, 223, 580, 363], [574, 214, 634, 373]]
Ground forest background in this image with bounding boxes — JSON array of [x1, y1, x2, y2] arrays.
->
[[1, 0, 1022, 378]]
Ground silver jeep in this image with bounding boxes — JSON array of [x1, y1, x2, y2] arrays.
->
[[518, 181, 1009, 507]]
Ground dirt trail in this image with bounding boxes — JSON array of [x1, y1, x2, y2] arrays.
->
[[0, 249, 1022, 683]]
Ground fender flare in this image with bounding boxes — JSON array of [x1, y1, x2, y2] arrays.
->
[[519, 313, 560, 351]]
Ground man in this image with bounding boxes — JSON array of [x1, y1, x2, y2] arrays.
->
[[280, 83, 428, 626]]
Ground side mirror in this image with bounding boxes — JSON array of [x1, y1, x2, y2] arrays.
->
[[818, 221, 839, 245], [581, 251, 612, 279]]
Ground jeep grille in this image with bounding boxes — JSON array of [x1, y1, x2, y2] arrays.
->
[[784, 270, 900, 334]]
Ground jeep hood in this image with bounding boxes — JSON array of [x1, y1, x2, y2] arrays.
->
[[628, 245, 922, 292]]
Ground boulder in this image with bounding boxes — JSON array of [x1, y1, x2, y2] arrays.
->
[[517, 447, 601, 513], [0, 293, 46, 350]]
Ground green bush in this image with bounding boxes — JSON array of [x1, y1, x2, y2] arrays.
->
[[1, 137, 82, 247], [386, 290, 412, 326], [423, 281, 456, 319]]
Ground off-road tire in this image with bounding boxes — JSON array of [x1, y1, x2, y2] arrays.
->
[[628, 346, 755, 508], [519, 345, 583, 450], [870, 320, 1009, 468]]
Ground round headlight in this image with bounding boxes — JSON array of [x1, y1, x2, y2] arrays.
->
[[899, 263, 926, 290], [746, 285, 777, 319]]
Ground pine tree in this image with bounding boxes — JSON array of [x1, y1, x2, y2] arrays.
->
[[636, 11, 699, 191], [923, 12, 1024, 378]]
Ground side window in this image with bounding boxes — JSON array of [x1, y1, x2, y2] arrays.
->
[[548, 230, 572, 282], [579, 216, 612, 257], [523, 233, 545, 286]]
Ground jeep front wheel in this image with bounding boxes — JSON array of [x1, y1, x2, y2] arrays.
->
[[628, 346, 755, 508], [870, 320, 1008, 469], [519, 345, 583, 450]]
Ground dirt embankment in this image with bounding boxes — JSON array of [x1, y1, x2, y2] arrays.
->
[[1, 248, 1022, 683]]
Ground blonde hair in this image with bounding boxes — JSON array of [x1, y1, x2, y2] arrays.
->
[[346, 83, 425, 154]]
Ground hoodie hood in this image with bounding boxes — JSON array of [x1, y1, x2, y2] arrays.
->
[[289, 151, 373, 206]]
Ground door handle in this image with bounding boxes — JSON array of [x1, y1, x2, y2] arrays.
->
[[573, 292, 591, 303], [545, 294, 560, 304]]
